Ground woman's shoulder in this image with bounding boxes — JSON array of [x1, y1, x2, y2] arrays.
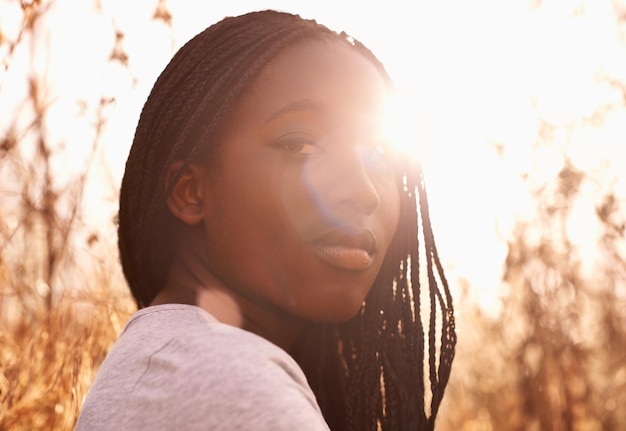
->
[[121, 303, 293, 364], [116, 304, 308, 392], [78, 304, 329, 430]]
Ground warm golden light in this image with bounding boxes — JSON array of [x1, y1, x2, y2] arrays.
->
[[1, 1, 625, 429], [380, 94, 419, 162]]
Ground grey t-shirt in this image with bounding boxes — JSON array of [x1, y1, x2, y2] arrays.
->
[[76, 304, 330, 430]]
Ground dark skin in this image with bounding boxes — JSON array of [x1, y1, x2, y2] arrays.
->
[[152, 39, 401, 353]]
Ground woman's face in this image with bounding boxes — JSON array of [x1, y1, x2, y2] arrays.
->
[[197, 39, 401, 323]]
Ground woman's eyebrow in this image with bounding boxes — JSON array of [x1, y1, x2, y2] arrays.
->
[[262, 99, 327, 125]]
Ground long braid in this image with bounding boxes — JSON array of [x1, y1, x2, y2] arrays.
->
[[118, 10, 456, 430], [417, 168, 456, 422]]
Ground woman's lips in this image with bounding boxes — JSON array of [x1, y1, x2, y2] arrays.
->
[[312, 229, 377, 271], [314, 244, 373, 270]]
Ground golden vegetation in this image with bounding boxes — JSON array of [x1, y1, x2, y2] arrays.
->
[[0, 288, 132, 430], [1, 1, 625, 430]]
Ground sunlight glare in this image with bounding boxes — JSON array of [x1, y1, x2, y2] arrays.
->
[[381, 94, 418, 162]]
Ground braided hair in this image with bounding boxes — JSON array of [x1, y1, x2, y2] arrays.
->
[[118, 10, 455, 431]]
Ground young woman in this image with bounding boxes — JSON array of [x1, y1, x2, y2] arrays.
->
[[77, 10, 456, 431]]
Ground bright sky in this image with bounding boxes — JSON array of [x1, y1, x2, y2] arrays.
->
[[1, 0, 625, 315]]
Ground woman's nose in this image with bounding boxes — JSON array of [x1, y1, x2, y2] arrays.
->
[[308, 146, 382, 216]]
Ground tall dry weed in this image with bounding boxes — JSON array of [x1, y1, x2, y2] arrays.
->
[[1, 1, 136, 429], [0, 286, 133, 430], [437, 107, 626, 431], [1, 1, 626, 430]]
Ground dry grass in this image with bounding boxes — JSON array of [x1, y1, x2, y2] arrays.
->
[[1, 2, 136, 426], [1, 1, 625, 430], [0, 287, 134, 430], [0, 217, 135, 430]]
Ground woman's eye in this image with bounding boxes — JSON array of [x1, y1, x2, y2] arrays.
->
[[275, 136, 320, 155]]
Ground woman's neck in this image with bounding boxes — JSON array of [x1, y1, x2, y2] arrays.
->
[[153, 257, 305, 353]]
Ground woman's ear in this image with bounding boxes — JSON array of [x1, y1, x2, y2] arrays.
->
[[165, 161, 207, 225]]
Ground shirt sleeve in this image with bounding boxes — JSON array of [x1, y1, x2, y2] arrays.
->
[[76, 307, 331, 431]]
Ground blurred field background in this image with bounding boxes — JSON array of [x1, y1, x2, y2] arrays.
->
[[1, 0, 626, 429]]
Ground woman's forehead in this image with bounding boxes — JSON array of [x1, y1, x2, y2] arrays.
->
[[239, 39, 390, 125]]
